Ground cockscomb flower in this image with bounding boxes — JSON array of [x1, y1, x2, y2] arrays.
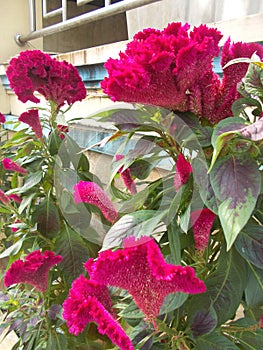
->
[[190, 208, 216, 251], [4, 250, 63, 292], [85, 236, 206, 321], [2, 158, 27, 175], [8, 194, 22, 203], [0, 189, 11, 205], [57, 124, 69, 140], [63, 275, 134, 349], [174, 153, 192, 191], [6, 50, 86, 109], [19, 109, 43, 139], [0, 112, 6, 123], [115, 154, 137, 194], [101, 23, 221, 115], [101, 22, 263, 123], [73, 181, 119, 223]]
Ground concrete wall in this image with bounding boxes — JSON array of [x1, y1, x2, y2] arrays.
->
[[0, 0, 43, 63], [127, 0, 263, 39]]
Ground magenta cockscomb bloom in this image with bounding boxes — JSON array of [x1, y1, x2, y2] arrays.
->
[[74, 181, 119, 223], [63, 275, 134, 349], [115, 154, 137, 194], [0, 189, 11, 205], [6, 50, 86, 109], [190, 208, 216, 251], [19, 109, 43, 139], [2, 158, 27, 175], [101, 22, 263, 123], [174, 153, 192, 191], [57, 124, 69, 140], [85, 236, 206, 321], [210, 39, 263, 123], [4, 250, 63, 292], [8, 194, 22, 203], [101, 23, 221, 115], [0, 112, 6, 123]]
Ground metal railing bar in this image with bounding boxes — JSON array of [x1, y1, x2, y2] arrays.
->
[[15, 0, 160, 45], [43, 8, 63, 19], [77, 0, 95, 5], [62, 0, 67, 22], [28, 0, 36, 32]]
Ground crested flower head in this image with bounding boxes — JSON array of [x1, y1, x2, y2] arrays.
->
[[85, 236, 206, 321], [8, 194, 22, 203], [0, 112, 6, 123], [19, 109, 43, 139], [101, 23, 222, 116], [174, 153, 192, 191], [2, 158, 27, 175], [57, 124, 69, 140], [73, 181, 118, 223], [6, 50, 86, 109], [190, 208, 216, 251], [4, 250, 63, 292], [0, 189, 11, 205], [101, 22, 263, 123], [115, 154, 137, 194], [63, 275, 134, 349]]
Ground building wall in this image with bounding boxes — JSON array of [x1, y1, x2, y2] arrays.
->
[[0, 0, 43, 63], [127, 0, 263, 40], [43, 0, 128, 53]]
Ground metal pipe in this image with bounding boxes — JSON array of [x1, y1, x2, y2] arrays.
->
[[62, 0, 67, 22], [15, 0, 160, 45], [28, 0, 36, 32]]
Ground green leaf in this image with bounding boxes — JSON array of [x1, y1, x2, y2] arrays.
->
[[195, 331, 240, 350], [0, 240, 24, 259], [244, 264, 263, 308], [47, 332, 67, 350], [159, 292, 188, 315], [190, 249, 247, 326], [192, 157, 218, 214], [17, 171, 42, 194], [242, 60, 263, 98], [232, 97, 262, 118], [225, 318, 263, 350], [55, 225, 91, 284], [210, 155, 261, 250], [18, 193, 36, 214], [209, 117, 247, 172], [235, 223, 263, 269], [190, 305, 217, 338], [102, 210, 167, 250], [173, 112, 213, 147], [32, 197, 61, 236], [48, 129, 62, 156], [167, 221, 181, 264], [119, 300, 144, 319]]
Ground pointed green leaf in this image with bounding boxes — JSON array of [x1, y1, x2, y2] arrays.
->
[[190, 249, 247, 326], [210, 155, 261, 250], [225, 318, 263, 350], [17, 171, 42, 194], [195, 331, 240, 350], [209, 117, 247, 172], [32, 197, 61, 236], [235, 223, 263, 269], [55, 225, 91, 284], [244, 264, 263, 308], [102, 210, 167, 250]]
